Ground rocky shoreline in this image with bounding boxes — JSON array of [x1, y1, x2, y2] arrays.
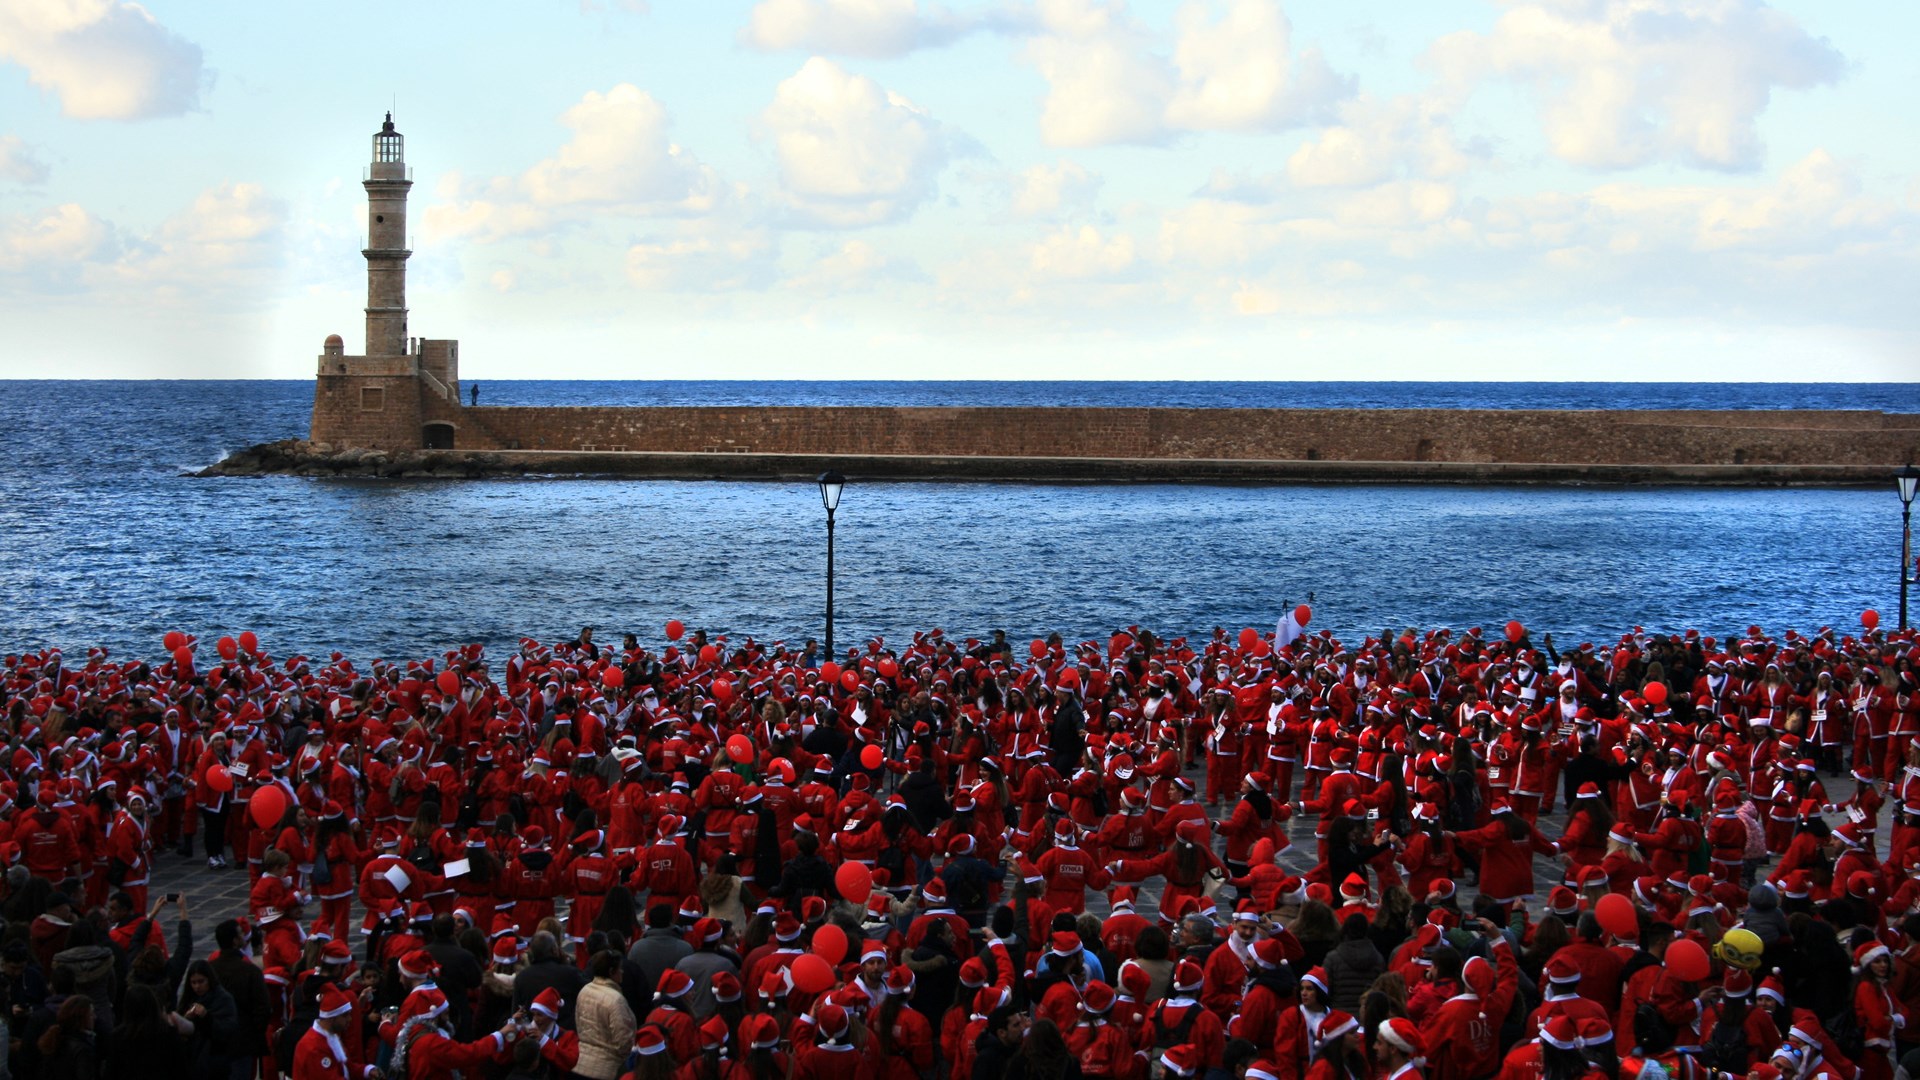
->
[[195, 439, 514, 479]]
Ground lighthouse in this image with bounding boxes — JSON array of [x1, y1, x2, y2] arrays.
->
[[364, 112, 410, 358], [310, 113, 462, 451]]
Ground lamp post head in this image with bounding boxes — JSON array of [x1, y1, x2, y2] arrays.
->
[[818, 471, 846, 513], [1899, 464, 1919, 508]]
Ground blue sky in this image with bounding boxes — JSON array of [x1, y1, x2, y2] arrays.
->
[[1, 0, 1915, 381]]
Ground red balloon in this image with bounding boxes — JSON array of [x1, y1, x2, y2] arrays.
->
[[1665, 938, 1711, 982], [876, 658, 899, 679], [1238, 627, 1259, 650], [1642, 681, 1668, 706], [437, 670, 460, 696], [1594, 892, 1637, 939], [820, 661, 841, 684], [789, 953, 835, 995], [205, 764, 233, 793], [727, 734, 754, 764], [712, 678, 735, 704], [698, 644, 719, 665], [216, 636, 238, 661], [1294, 604, 1311, 627], [163, 631, 186, 652], [1030, 639, 1047, 659], [172, 645, 194, 670], [602, 666, 624, 689], [1505, 620, 1525, 644], [834, 860, 873, 903], [1863, 609, 1881, 630], [665, 619, 685, 641], [812, 923, 849, 966], [860, 744, 883, 770], [249, 785, 287, 829], [840, 670, 860, 691], [1251, 640, 1271, 658], [238, 631, 259, 655]]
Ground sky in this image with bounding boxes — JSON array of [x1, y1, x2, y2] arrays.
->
[[0, 0, 1916, 382]]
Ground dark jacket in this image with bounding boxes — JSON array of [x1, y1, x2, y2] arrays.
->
[[513, 960, 588, 1026], [1324, 937, 1385, 1013], [900, 770, 951, 832], [973, 1031, 1019, 1080], [209, 947, 270, 1057], [428, 936, 484, 1038]]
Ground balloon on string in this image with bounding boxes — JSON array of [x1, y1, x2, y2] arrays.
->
[[789, 953, 835, 994], [205, 764, 233, 793], [1505, 621, 1525, 644], [712, 679, 735, 704], [163, 631, 186, 652], [173, 646, 194, 671], [665, 619, 685, 641], [1594, 893, 1637, 939], [876, 658, 899, 679], [1238, 627, 1259, 650], [238, 631, 259, 655], [860, 744, 883, 770], [811, 923, 849, 966], [834, 860, 872, 903], [1294, 605, 1311, 627], [727, 734, 754, 764], [602, 666, 624, 689], [698, 644, 718, 666], [437, 670, 460, 696], [1863, 609, 1880, 630], [249, 785, 287, 829], [1642, 681, 1668, 707], [1029, 639, 1047, 659], [840, 669, 860, 692], [1664, 938, 1710, 982], [217, 636, 238, 661], [820, 662, 841, 684]]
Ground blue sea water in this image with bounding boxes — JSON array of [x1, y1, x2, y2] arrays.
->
[[0, 379, 1914, 662]]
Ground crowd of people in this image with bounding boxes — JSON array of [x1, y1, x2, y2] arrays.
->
[[0, 615, 1915, 1080]]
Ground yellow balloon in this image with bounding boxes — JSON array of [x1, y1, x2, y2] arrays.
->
[[1718, 927, 1764, 971]]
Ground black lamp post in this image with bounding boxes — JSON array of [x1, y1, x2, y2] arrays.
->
[[1900, 464, 1918, 631], [818, 471, 846, 660]]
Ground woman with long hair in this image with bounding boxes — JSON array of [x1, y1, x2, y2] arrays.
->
[[1006, 1017, 1077, 1080], [1306, 1011, 1369, 1080], [106, 982, 191, 1080], [1853, 941, 1903, 1080], [37, 995, 99, 1080], [311, 803, 363, 942]]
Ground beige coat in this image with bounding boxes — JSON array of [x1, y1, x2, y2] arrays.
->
[[573, 976, 637, 1080]]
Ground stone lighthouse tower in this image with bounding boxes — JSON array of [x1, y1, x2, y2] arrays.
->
[[364, 112, 410, 358], [311, 113, 463, 451]]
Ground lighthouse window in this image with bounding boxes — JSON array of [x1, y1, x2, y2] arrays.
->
[[360, 387, 385, 412], [376, 215, 384, 222]]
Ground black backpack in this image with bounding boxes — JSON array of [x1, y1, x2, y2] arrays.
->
[[1633, 1001, 1677, 1055], [1824, 1008, 1866, 1063], [1700, 1016, 1750, 1074]]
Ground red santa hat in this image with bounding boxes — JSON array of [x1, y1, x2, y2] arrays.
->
[[1378, 1016, 1427, 1063], [633, 1027, 668, 1057], [318, 985, 354, 1019], [1318, 1010, 1359, 1042], [530, 988, 562, 1019]]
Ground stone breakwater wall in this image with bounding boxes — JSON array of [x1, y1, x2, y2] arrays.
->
[[205, 402, 1918, 485]]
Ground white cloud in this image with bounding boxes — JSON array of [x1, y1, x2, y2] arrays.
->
[[1288, 95, 1479, 188], [426, 84, 725, 243], [0, 0, 205, 120], [784, 238, 925, 291], [0, 183, 286, 293], [1429, 0, 1844, 171], [1164, 0, 1348, 131], [742, 0, 1025, 57], [1008, 160, 1102, 218], [625, 228, 779, 291], [1029, 224, 1137, 279], [0, 136, 49, 184], [1024, 0, 1351, 148], [761, 57, 957, 227]]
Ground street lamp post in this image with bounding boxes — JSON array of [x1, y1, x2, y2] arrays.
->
[[818, 471, 846, 660], [1900, 464, 1918, 631]]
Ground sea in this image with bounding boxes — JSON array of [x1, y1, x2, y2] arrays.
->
[[1, 379, 1916, 664]]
